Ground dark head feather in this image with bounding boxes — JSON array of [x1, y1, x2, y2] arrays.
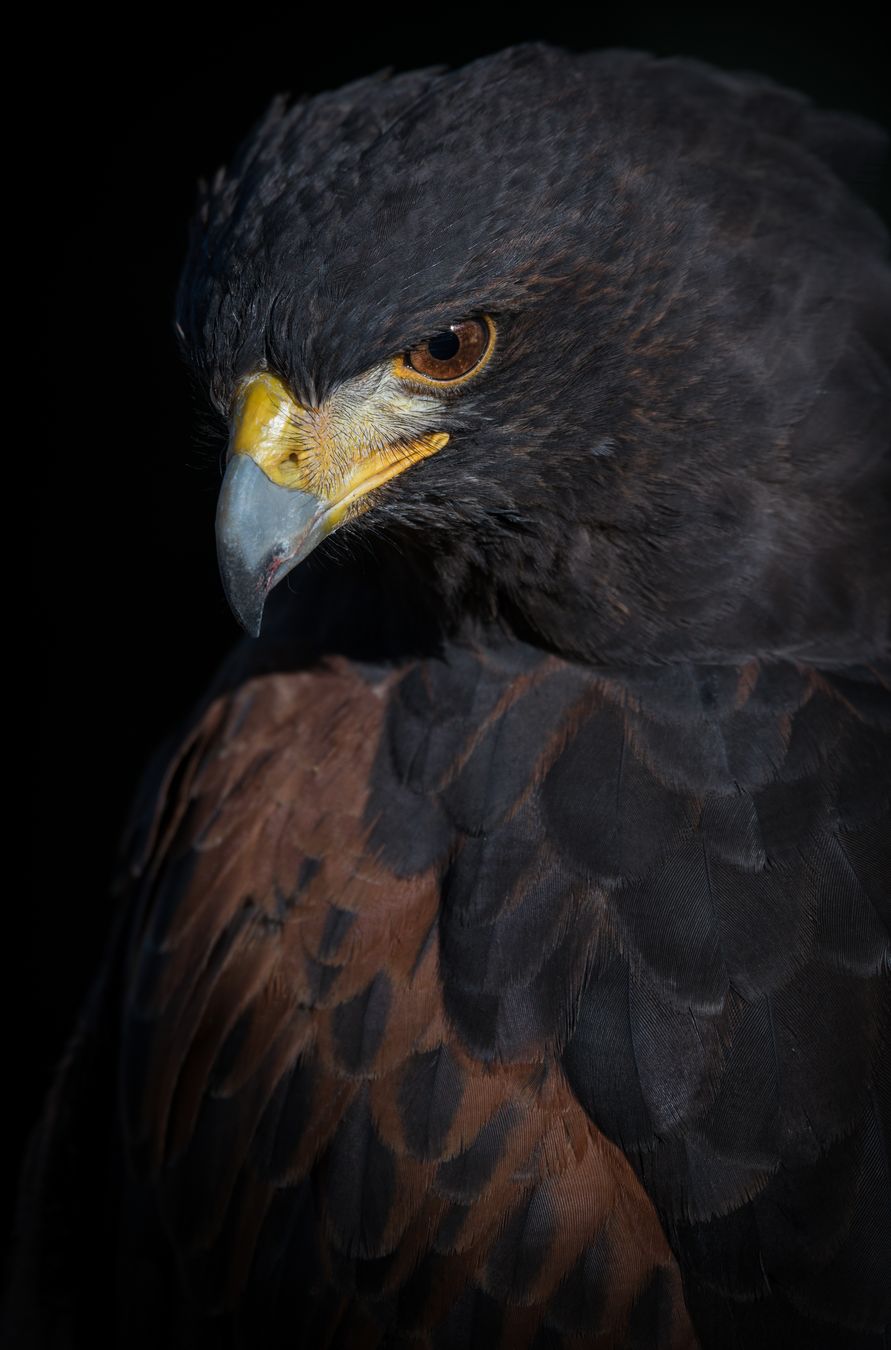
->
[[178, 44, 890, 664]]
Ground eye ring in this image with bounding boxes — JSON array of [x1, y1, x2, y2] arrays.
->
[[394, 315, 496, 386]]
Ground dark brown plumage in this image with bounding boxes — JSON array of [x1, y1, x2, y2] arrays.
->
[[119, 649, 696, 1347], [8, 42, 890, 1350]]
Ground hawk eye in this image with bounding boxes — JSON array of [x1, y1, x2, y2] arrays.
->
[[401, 317, 494, 384]]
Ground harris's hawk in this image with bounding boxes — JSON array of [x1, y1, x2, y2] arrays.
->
[[9, 43, 891, 1350]]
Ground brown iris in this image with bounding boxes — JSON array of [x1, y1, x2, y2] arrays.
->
[[403, 318, 492, 382]]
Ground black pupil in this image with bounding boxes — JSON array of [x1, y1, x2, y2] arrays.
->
[[427, 330, 461, 362]]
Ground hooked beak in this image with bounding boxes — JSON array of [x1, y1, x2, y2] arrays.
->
[[214, 371, 448, 635], [216, 455, 328, 637]]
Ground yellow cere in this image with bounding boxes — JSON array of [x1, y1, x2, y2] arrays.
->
[[230, 370, 450, 510], [230, 373, 305, 486]]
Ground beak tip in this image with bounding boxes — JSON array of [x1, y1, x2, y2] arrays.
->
[[220, 569, 268, 638]]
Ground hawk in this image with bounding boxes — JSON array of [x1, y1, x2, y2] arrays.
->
[[9, 43, 890, 1350]]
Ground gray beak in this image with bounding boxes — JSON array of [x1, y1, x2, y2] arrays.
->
[[215, 455, 329, 636]]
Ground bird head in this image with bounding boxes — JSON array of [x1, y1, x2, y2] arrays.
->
[[178, 45, 890, 663]]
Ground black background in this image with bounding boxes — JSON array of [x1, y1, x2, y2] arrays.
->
[[18, 7, 888, 1259]]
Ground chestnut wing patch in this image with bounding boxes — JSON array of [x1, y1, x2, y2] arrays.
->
[[122, 651, 695, 1349]]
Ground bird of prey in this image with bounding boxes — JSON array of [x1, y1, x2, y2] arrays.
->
[[9, 42, 890, 1350]]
